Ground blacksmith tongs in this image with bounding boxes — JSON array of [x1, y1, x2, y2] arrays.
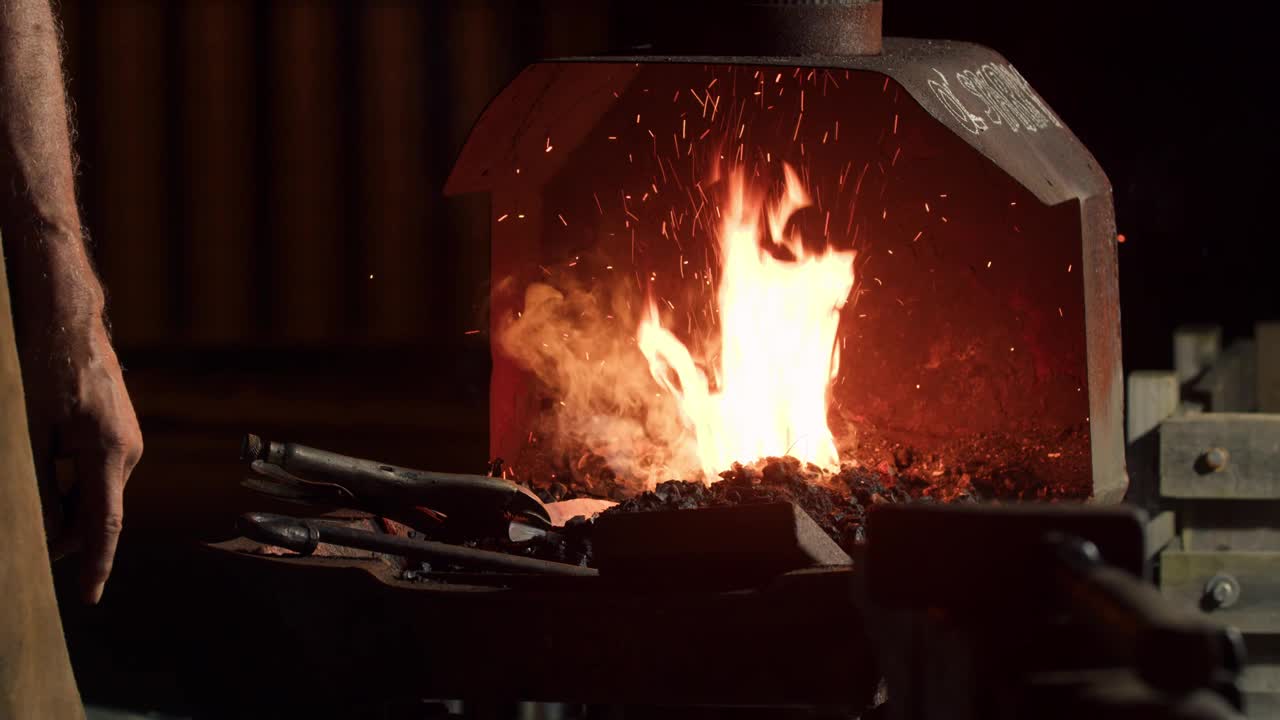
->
[[239, 434, 551, 535]]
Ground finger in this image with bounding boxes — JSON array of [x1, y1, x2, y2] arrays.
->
[[121, 432, 143, 486], [78, 448, 127, 605]]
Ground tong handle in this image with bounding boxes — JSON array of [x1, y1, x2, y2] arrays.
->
[[241, 435, 551, 526]]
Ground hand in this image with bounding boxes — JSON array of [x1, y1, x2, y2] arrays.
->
[[21, 313, 143, 604]]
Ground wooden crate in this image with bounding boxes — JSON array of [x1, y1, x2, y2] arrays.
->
[[1130, 323, 1280, 712]]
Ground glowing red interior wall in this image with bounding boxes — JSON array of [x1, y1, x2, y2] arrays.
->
[[485, 62, 1091, 496]]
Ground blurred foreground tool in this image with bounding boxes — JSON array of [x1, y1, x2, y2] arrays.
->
[[864, 503, 1246, 720]]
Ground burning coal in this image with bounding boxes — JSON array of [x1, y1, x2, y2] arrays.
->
[[501, 161, 855, 486]]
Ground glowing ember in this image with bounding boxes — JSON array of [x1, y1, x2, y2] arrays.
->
[[638, 163, 856, 479]]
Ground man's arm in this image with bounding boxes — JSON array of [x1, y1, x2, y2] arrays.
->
[[0, 0, 143, 604]]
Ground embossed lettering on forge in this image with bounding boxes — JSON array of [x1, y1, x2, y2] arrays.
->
[[927, 63, 1063, 135]]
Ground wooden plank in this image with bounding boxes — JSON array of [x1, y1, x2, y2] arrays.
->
[[1260, 322, 1280, 413], [1173, 324, 1222, 384], [1181, 510, 1280, 553], [1245, 692, 1280, 719], [1179, 501, 1280, 551], [1160, 414, 1280, 499], [1145, 510, 1176, 558], [1177, 502, 1280, 550], [361, 3, 429, 343], [1126, 371, 1178, 506], [184, 1, 254, 344], [1241, 636, 1280, 691], [1179, 400, 1205, 415], [1227, 625, 1279, 712], [1191, 339, 1257, 412], [1127, 370, 1179, 444], [271, 2, 343, 343], [1159, 549, 1280, 633]]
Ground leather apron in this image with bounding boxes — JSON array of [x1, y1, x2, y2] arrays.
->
[[0, 247, 84, 719]]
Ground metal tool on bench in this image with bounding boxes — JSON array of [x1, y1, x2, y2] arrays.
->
[[237, 512, 595, 577], [865, 503, 1247, 719], [240, 433, 552, 536]]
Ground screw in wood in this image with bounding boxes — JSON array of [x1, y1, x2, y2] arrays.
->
[[1204, 574, 1241, 610], [1202, 447, 1229, 472]]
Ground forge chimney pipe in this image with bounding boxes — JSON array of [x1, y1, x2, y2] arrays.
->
[[612, 0, 883, 57]]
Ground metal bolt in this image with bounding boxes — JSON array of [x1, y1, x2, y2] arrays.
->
[[1203, 574, 1241, 610], [1203, 447, 1229, 472]]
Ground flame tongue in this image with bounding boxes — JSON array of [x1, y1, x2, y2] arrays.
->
[[638, 163, 856, 480]]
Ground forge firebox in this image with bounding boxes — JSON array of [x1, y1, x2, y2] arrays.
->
[[445, 1, 1123, 502]]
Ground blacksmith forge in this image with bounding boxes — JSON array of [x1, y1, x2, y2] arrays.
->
[[198, 1, 1162, 716]]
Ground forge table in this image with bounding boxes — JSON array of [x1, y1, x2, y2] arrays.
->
[[195, 539, 879, 713]]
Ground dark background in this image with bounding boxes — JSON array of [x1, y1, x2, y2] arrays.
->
[[42, 0, 1279, 714]]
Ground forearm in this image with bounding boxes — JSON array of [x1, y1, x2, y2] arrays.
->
[[0, 0, 103, 337]]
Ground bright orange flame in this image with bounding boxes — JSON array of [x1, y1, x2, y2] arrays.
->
[[638, 163, 856, 479]]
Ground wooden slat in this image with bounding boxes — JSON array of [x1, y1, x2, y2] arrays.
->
[[94, 3, 170, 347], [184, 1, 254, 344], [1179, 501, 1280, 551], [1126, 370, 1180, 506], [1191, 339, 1257, 413], [1173, 324, 1222, 384], [1127, 370, 1178, 444], [271, 2, 343, 343], [1259, 322, 1280, 413], [1159, 549, 1280, 633], [1145, 510, 1176, 558], [361, 3, 429, 342], [1160, 414, 1280, 499], [1240, 636, 1280, 696]]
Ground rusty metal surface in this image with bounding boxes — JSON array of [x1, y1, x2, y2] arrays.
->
[[611, 0, 882, 57], [446, 41, 1107, 207], [592, 502, 850, 585], [197, 540, 878, 708]]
